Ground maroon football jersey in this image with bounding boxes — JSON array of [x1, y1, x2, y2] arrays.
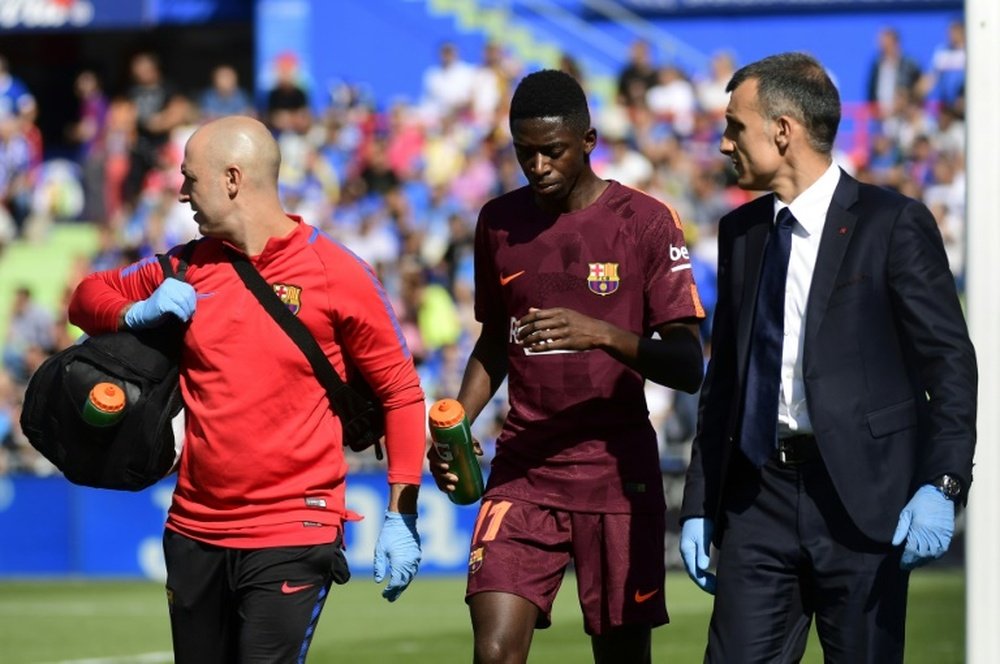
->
[[474, 181, 704, 513]]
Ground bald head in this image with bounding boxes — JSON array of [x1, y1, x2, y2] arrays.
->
[[190, 116, 281, 190]]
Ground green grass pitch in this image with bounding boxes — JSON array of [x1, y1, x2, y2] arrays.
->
[[0, 569, 962, 663]]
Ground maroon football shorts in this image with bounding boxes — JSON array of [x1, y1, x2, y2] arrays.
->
[[464, 497, 668, 635]]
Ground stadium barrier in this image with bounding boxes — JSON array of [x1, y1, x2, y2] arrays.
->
[[0, 473, 478, 579]]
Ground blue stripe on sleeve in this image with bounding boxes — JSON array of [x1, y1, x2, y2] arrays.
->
[[119, 256, 157, 279]]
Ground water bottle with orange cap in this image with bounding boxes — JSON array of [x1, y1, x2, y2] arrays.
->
[[428, 398, 484, 505], [81, 382, 128, 427]]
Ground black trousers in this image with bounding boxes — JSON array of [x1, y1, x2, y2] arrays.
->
[[706, 451, 909, 664], [163, 530, 349, 664]]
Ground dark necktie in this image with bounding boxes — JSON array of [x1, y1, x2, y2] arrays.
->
[[740, 207, 796, 467]]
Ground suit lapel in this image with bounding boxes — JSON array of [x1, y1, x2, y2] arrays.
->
[[734, 195, 774, 387], [804, 171, 859, 346]]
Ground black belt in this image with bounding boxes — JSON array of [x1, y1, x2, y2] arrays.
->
[[775, 434, 819, 467]]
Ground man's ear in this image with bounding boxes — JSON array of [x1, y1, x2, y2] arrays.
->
[[583, 127, 598, 156], [774, 115, 794, 152], [225, 165, 242, 198]]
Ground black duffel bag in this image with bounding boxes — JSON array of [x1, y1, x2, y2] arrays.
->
[[20, 249, 191, 491]]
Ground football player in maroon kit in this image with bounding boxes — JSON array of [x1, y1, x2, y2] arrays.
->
[[428, 69, 705, 663], [69, 116, 426, 663]]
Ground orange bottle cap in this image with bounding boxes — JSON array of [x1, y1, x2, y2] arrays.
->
[[89, 382, 126, 414], [429, 398, 466, 428]]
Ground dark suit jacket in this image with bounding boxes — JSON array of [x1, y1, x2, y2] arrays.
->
[[866, 55, 923, 105], [681, 171, 977, 542]]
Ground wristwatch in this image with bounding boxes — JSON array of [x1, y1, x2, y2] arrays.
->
[[932, 474, 963, 501]]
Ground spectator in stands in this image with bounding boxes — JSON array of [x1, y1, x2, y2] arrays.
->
[[558, 52, 584, 85], [470, 41, 509, 136], [696, 50, 737, 122], [101, 96, 136, 225], [687, 168, 731, 230], [904, 134, 936, 188], [68, 70, 109, 223], [421, 41, 477, 123], [2, 286, 55, 385], [0, 54, 41, 173], [922, 18, 966, 112], [0, 54, 36, 123], [123, 52, 188, 208], [0, 368, 16, 472], [616, 38, 658, 110], [265, 52, 311, 134], [597, 135, 654, 190], [359, 137, 402, 196], [933, 102, 965, 158], [867, 27, 922, 119], [385, 102, 426, 180], [646, 64, 698, 138], [880, 87, 934, 158], [0, 114, 33, 237], [864, 132, 904, 188], [198, 64, 254, 121]]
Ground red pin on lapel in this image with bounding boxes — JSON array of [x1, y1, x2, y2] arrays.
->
[[838, 226, 848, 235]]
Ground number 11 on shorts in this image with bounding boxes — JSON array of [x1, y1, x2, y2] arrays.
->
[[471, 500, 512, 544]]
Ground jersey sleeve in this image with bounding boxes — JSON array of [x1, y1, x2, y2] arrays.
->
[[68, 250, 185, 335], [642, 203, 705, 329], [326, 246, 425, 485], [472, 205, 505, 327]]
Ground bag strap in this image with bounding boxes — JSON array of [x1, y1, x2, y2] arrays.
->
[[157, 240, 198, 282], [223, 246, 383, 459]]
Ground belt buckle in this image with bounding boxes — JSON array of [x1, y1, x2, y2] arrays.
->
[[776, 438, 799, 467], [778, 440, 792, 466]]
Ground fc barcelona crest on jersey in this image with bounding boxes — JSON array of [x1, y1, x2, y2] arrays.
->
[[469, 546, 484, 574], [272, 283, 302, 315], [587, 262, 620, 296]]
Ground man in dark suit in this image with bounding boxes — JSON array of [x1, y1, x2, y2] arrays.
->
[[679, 52, 977, 663], [866, 27, 922, 118]]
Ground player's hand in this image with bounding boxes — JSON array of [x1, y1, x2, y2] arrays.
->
[[680, 517, 717, 594], [124, 278, 196, 329], [374, 511, 421, 602], [426, 438, 482, 494], [515, 307, 610, 353], [892, 485, 955, 571]]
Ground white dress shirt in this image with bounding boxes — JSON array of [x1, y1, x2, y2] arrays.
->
[[774, 161, 842, 437]]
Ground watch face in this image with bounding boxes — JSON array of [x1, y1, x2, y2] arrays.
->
[[938, 475, 961, 498]]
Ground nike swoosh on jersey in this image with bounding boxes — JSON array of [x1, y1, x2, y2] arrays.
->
[[499, 270, 525, 286], [634, 588, 659, 603], [281, 581, 315, 595]]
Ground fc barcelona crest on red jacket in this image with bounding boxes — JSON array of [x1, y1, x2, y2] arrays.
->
[[272, 283, 302, 315]]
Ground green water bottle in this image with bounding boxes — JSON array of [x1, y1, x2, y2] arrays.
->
[[428, 399, 484, 505], [81, 382, 127, 427]]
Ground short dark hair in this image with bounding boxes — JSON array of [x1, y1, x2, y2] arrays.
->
[[509, 69, 591, 134], [727, 52, 841, 154]]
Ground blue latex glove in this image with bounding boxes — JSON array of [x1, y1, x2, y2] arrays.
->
[[373, 511, 421, 602], [891, 484, 955, 571], [124, 278, 196, 329], [680, 517, 717, 594]]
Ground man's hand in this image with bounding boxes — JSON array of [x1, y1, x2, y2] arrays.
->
[[373, 511, 421, 601], [123, 278, 196, 329], [427, 436, 483, 495], [892, 484, 955, 571], [680, 517, 717, 594], [515, 307, 610, 353]]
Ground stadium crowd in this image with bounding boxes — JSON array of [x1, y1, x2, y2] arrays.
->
[[0, 21, 967, 476]]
